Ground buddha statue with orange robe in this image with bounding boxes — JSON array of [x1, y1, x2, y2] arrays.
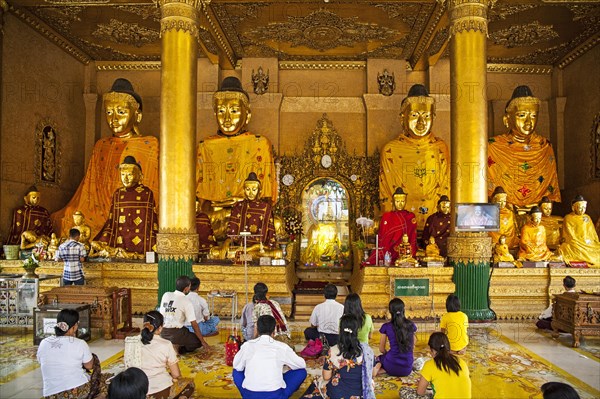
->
[[539, 196, 563, 250], [7, 186, 53, 245], [518, 206, 553, 261], [489, 186, 519, 249], [380, 84, 450, 229], [558, 195, 600, 267], [51, 78, 159, 238]]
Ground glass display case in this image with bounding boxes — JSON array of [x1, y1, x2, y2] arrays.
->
[[34, 303, 91, 345], [0, 274, 61, 327]]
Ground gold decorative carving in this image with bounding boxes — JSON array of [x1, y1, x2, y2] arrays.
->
[[591, 113, 600, 179], [161, 2, 199, 20], [202, 5, 235, 67], [223, 3, 268, 26], [76, 37, 158, 61], [157, 0, 211, 10], [92, 19, 159, 47], [198, 26, 219, 54], [409, 3, 446, 68], [488, 4, 538, 22], [156, 228, 199, 260], [447, 232, 493, 263], [30, 6, 83, 33], [490, 21, 559, 48], [279, 61, 365, 70], [116, 5, 161, 22], [35, 119, 61, 187], [244, 9, 398, 52], [558, 34, 600, 69], [377, 69, 395, 96], [43, 0, 108, 4], [427, 26, 449, 57], [487, 63, 552, 74], [251, 66, 269, 95], [448, 0, 490, 36], [96, 61, 161, 71]]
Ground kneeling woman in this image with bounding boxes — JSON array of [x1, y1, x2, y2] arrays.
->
[[37, 308, 108, 398]]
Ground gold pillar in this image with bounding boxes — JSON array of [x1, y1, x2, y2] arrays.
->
[[157, 0, 204, 297], [446, 0, 494, 320]]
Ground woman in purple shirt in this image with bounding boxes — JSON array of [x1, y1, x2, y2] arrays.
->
[[373, 298, 416, 377]]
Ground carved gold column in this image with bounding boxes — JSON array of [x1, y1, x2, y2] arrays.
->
[[157, 0, 204, 300], [446, 0, 495, 320]]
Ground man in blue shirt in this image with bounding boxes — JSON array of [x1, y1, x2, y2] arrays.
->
[[55, 228, 87, 285]]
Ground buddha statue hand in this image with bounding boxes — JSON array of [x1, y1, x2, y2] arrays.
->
[[208, 238, 231, 260]]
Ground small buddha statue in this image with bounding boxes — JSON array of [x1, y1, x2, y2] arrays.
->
[[72, 211, 91, 252], [517, 206, 554, 261], [46, 233, 59, 260], [394, 233, 419, 267], [422, 236, 445, 263], [302, 203, 342, 265], [493, 235, 516, 263], [20, 230, 50, 251], [489, 186, 519, 249], [558, 195, 600, 267], [51, 78, 160, 238], [195, 198, 217, 254], [380, 84, 450, 229], [421, 195, 451, 257], [7, 186, 53, 245], [91, 155, 158, 258], [539, 196, 563, 250], [488, 85, 561, 208], [209, 172, 281, 260]]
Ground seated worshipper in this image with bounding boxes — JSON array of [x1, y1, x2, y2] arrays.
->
[[210, 172, 281, 259], [51, 78, 159, 237], [196, 76, 277, 204], [379, 84, 450, 230], [518, 206, 554, 261], [241, 294, 258, 342], [233, 315, 307, 399], [558, 195, 600, 267], [125, 310, 194, 399], [373, 298, 417, 377], [539, 196, 563, 250], [159, 275, 210, 354], [537, 276, 577, 330], [301, 314, 376, 399], [304, 284, 345, 346], [7, 186, 53, 245], [343, 293, 373, 344], [541, 382, 581, 399], [487, 85, 561, 208], [92, 155, 158, 258], [107, 367, 149, 399], [185, 277, 219, 336], [253, 282, 290, 340], [195, 198, 216, 254], [364, 187, 417, 265], [37, 308, 109, 399], [421, 195, 451, 257], [416, 332, 471, 399], [440, 294, 469, 354], [72, 210, 92, 252], [489, 186, 519, 248]]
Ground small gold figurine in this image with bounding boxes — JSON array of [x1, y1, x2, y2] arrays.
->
[[394, 233, 419, 267], [20, 230, 49, 250], [493, 235, 516, 263], [46, 233, 59, 260], [422, 237, 445, 263], [489, 186, 519, 249], [72, 211, 91, 252], [539, 196, 563, 250]]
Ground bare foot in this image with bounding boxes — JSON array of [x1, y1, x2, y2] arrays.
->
[[372, 362, 382, 378]]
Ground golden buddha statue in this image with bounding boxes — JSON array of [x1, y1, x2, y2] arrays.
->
[[20, 230, 50, 251], [90, 156, 158, 259], [487, 85, 560, 208], [539, 196, 563, 250], [380, 84, 450, 229], [493, 235, 516, 263], [489, 186, 519, 249], [394, 233, 419, 267], [7, 186, 53, 245], [518, 206, 554, 261], [71, 211, 91, 252], [51, 78, 159, 238], [46, 233, 59, 260], [558, 195, 600, 267], [422, 236, 445, 263], [302, 202, 342, 265], [421, 195, 451, 257], [209, 172, 281, 260], [196, 77, 277, 206]]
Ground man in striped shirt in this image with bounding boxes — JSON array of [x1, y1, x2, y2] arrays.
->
[[55, 228, 87, 285]]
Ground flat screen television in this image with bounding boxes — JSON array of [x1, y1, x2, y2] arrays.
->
[[455, 203, 500, 232]]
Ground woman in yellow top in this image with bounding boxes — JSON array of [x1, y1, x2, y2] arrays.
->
[[343, 293, 373, 343], [440, 294, 469, 354], [417, 332, 471, 399]]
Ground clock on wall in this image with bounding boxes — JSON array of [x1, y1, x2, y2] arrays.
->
[[321, 154, 332, 168], [282, 174, 294, 186]]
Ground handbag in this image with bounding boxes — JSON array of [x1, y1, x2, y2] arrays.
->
[[225, 328, 241, 366], [300, 338, 323, 358]]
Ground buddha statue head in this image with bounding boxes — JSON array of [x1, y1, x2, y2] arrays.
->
[[438, 195, 451, 215], [540, 196, 553, 217], [491, 186, 508, 209], [503, 85, 540, 144], [72, 210, 85, 226], [571, 194, 587, 216], [392, 187, 408, 211], [119, 155, 143, 188], [103, 78, 143, 138], [498, 234, 507, 246], [400, 84, 435, 139], [529, 206, 543, 226], [243, 172, 261, 201], [213, 76, 251, 137], [24, 186, 40, 206], [402, 233, 410, 245]]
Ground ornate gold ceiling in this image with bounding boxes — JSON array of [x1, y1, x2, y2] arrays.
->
[[7, 0, 600, 69]]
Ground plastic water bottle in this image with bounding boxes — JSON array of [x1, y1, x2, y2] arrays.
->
[[384, 251, 392, 266]]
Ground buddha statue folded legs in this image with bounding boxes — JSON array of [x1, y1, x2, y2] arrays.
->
[[7, 186, 53, 245], [518, 206, 554, 261], [558, 195, 600, 267]]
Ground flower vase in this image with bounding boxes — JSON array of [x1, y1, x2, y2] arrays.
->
[[280, 242, 288, 259], [22, 267, 39, 278]]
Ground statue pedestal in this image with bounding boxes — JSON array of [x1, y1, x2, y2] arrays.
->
[[548, 261, 566, 268], [522, 261, 548, 268], [423, 261, 444, 268], [495, 261, 516, 268]]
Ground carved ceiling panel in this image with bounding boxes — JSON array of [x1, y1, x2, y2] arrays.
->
[[7, 0, 599, 68]]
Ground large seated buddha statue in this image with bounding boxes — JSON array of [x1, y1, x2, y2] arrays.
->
[[558, 195, 600, 267], [196, 76, 277, 205], [518, 206, 553, 261], [90, 156, 158, 258], [488, 85, 560, 208], [302, 202, 342, 265], [380, 84, 450, 229], [7, 186, 53, 245], [539, 196, 563, 250], [421, 195, 451, 257], [489, 186, 519, 249], [51, 78, 159, 238], [364, 187, 417, 265]]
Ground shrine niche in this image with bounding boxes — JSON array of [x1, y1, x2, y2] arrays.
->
[[275, 114, 379, 271], [35, 119, 61, 187]]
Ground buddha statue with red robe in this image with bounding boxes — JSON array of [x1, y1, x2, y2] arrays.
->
[[7, 186, 53, 245]]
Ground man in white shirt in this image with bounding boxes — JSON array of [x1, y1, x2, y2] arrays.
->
[[159, 275, 210, 353], [233, 315, 307, 399], [304, 284, 345, 346], [537, 275, 576, 330], [185, 276, 220, 336]]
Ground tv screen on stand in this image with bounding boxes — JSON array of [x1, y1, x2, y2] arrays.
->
[[455, 203, 500, 232]]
